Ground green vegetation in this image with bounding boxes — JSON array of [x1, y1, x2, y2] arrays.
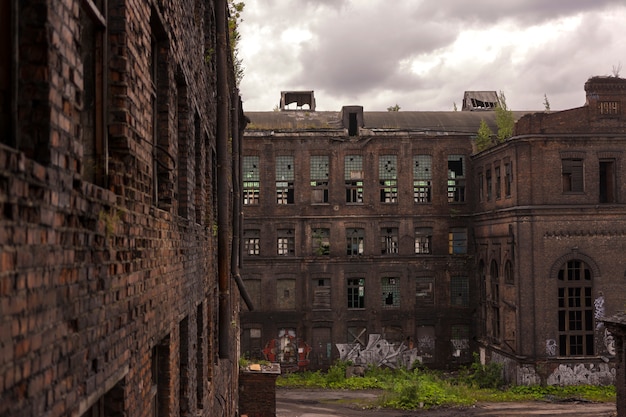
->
[[228, 1, 245, 85], [387, 104, 401, 112], [495, 90, 514, 142], [276, 360, 615, 410], [475, 119, 494, 152]]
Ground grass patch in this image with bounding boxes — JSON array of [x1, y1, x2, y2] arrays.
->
[[276, 360, 616, 410]]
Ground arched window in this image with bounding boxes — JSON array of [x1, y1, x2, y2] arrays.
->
[[504, 260, 514, 284], [490, 260, 500, 341], [558, 260, 594, 356]]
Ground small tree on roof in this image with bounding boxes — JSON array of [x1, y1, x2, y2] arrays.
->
[[495, 90, 514, 143], [475, 119, 494, 152]]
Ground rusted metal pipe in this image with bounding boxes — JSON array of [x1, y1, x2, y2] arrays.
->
[[216, 0, 231, 359]]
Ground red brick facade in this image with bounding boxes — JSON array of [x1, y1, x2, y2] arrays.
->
[[1, 0, 244, 416]]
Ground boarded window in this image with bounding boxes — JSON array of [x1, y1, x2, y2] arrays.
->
[[415, 277, 434, 305], [312, 278, 331, 310], [276, 279, 296, 310]]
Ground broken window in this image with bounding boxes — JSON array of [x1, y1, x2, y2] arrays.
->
[[415, 277, 434, 305], [599, 159, 616, 203], [312, 278, 331, 310], [153, 335, 171, 416], [448, 228, 467, 255], [486, 169, 492, 201], [345, 155, 363, 203], [562, 158, 583, 192], [346, 228, 364, 256], [243, 156, 260, 205], [243, 229, 260, 256], [276, 279, 296, 310], [494, 166, 501, 200], [450, 325, 470, 359], [312, 228, 330, 256], [381, 277, 400, 308], [276, 155, 294, 204], [504, 162, 512, 197], [277, 229, 295, 256], [413, 155, 432, 203], [310, 155, 329, 203], [414, 227, 432, 254], [451, 276, 469, 307], [447, 155, 466, 203], [379, 155, 398, 203], [380, 227, 399, 255], [80, 0, 107, 185], [558, 260, 594, 356], [347, 278, 365, 309]]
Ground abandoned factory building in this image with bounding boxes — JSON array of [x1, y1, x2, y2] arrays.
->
[[240, 78, 626, 385], [1, 0, 247, 416]]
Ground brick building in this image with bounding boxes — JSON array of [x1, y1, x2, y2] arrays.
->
[[1, 0, 247, 416], [474, 76, 626, 385], [241, 79, 626, 385]]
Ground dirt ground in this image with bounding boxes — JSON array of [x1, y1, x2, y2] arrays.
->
[[275, 388, 617, 417]]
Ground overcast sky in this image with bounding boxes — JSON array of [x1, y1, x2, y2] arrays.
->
[[237, 0, 626, 112]]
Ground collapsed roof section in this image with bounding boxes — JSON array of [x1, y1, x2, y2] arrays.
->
[[462, 91, 499, 111], [280, 91, 316, 111]]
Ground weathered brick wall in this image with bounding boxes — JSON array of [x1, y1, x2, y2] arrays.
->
[[1, 0, 241, 416], [239, 373, 278, 417]]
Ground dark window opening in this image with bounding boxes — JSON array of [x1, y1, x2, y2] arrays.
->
[[495, 166, 501, 199], [558, 260, 594, 356], [599, 160, 615, 203], [0, 0, 15, 147], [348, 112, 358, 136], [347, 278, 365, 309], [562, 158, 583, 193], [447, 155, 466, 203]]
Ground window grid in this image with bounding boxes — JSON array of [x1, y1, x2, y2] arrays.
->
[[451, 276, 469, 307], [347, 278, 365, 309], [243, 156, 260, 205], [346, 228, 364, 256], [414, 228, 432, 254], [380, 227, 399, 255], [345, 155, 364, 203], [447, 155, 466, 203], [277, 229, 295, 256], [558, 260, 594, 356], [413, 155, 432, 203], [243, 230, 260, 255], [381, 278, 400, 308], [276, 156, 294, 204], [379, 155, 398, 203], [310, 155, 329, 203]]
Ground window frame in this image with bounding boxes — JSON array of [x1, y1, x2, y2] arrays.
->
[[562, 158, 584, 193], [347, 278, 365, 309], [558, 260, 594, 356]]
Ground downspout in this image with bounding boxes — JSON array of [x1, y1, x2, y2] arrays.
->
[[231, 91, 254, 310], [216, 0, 231, 359]]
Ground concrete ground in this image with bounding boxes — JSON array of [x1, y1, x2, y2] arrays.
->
[[276, 388, 617, 417]]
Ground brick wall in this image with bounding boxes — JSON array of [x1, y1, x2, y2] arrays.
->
[[1, 0, 242, 416]]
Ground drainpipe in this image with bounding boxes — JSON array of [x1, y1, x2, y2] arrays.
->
[[231, 91, 254, 311], [216, 0, 231, 359]]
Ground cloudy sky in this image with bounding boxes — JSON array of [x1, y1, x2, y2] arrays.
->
[[237, 0, 626, 112]]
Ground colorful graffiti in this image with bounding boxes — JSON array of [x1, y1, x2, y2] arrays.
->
[[336, 334, 420, 368]]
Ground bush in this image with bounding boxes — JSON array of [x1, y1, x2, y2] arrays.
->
[[458, 353, 503, 389]]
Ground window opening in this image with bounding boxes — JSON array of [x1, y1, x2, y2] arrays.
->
[[380, 227, 398, 254], [276, 280, 296, 310], [504, 260, 514, 284], [558, 260, 594, 356], [310, 155, 329, 203], [179, 317, 190, 415], [490, 260, 500, 341], [504, 162, 512, 197], [415, 227, 433, 254], [312, 228, 330, 255], [451, 276, 469, 307], [196, 303, 204, 409], [599, 160, 615, 203], [562, 158, 583, 192], [243, 156, 260, 205], [345, 155, 363, 203], [413, 155, 432, 203], [347, 278, 365, 309], [277, 228, 295, 256], [415, 277, 434, 305], [379, 155, 398, 203], [348, 112, 358, 136], [486, 169, 492, 201], [276, 155, 294, 204], [80, 0, 107, 185], [448, 228, 467, 254], [447, 155, 466, 202], [478, 173, 484, 202], [0, 0, 14, 146], [243, 229, 260, 255], [381, 277, 400, 308], [495, 166, 501, 200], [346, 228, 364, 256], [313, 278, 331, 310]]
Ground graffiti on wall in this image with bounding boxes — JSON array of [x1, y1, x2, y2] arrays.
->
[[336, 334, 419, 368], [594, 294, 605, 330], [546, 339, 557, 356], [546, 363, 615, 386]]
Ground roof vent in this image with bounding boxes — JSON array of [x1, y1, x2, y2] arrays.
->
[[280, 91, 316, 111]]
